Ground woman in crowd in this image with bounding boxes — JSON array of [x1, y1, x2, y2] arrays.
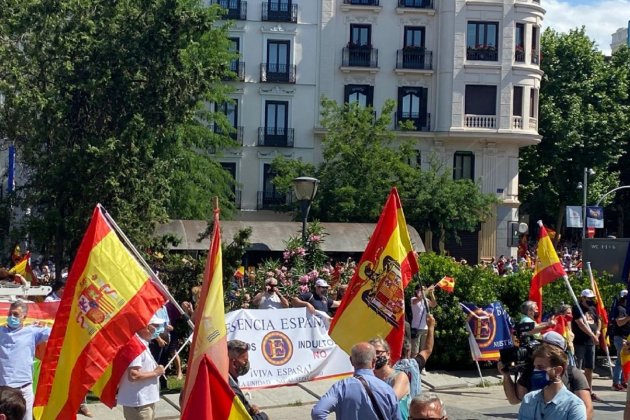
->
[[369, 337, 411, 419]]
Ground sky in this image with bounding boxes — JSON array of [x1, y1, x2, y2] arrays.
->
[[543, 0, 630, 55]]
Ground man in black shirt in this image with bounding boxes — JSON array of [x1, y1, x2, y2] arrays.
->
[[612, 290, 630, 391], [292, 279, 341, 316], [228, 340, 269, 420], [571, 289, 601, 397]]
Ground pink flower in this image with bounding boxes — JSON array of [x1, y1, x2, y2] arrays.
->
[[308, 270, 318, 280], [281, 266, 288, 272], [321, 268, 330, 275], [297, 247, 306, 256], [299, 275, 309, 284], [310, 235, 321, 242], [298, 285, 310, 294], [283, 251, 291, 261]]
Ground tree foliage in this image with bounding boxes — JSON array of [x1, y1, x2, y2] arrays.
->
[[0, 0, 237, 267], [272, 98, 496, 253], [520, 28, 629, 232]]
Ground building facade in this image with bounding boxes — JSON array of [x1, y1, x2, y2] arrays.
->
[[611, 25, 629, 54], [212, 0, 544, 260]]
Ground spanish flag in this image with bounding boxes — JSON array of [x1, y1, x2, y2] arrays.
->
[[591, 275, 609, 349], [33, 205, 166, 419], [9, 251, 35, 284], [528, 222, 566, 322], [622, 337, 630, 382], [329, 188, 418, 364], [182, 354, 252, 420], [436, 276, 455, 293], [182, 206, 233, 414]]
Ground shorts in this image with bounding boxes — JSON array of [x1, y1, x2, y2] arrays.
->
[[410, 329, 428, 356], [574, 343, 595, 370], [123, 404, 155, 420]]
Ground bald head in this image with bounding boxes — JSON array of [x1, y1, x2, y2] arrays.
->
[[350, 342, 376, 369]]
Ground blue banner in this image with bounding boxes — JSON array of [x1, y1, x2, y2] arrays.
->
[[586, 206, 604, 229], [7, 144, 15, 193], [461, 301, 514, 361]]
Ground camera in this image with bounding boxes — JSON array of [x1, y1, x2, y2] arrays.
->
[[499, 321, 539, 374]]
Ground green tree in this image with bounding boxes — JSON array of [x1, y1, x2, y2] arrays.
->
[[0, 0, 237, 269], [520, 28, 629, 235]]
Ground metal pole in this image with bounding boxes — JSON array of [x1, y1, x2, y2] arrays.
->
[[98, 204, 195, 330], [164, 333, 193, 371], [585, 262, 614, 377], [582, 168, 588, 239], [300, 199, 310, 244]]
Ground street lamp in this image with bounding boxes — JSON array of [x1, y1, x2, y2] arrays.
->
[[292, 177, 320, 243], [581, 168, 595, 239]]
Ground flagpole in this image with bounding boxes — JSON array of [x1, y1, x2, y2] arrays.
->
[[97, 204, 195, 330], [164, 334, 193, 371], [586, 262, 614, 377]]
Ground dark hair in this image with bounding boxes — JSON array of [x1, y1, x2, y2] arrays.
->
[[532, 343, 568, 369], [227, 340, 250, 358], [0, 386, 26, 420], [50, 279, 66, 293]]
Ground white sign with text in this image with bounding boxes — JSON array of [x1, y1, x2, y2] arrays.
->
[[225, 308, 353, 388]]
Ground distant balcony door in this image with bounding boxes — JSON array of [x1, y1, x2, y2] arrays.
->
[[398, 87, 428, 130], [220, 162, 237, 195], [344, 85, 373, 107], [265, 101, 288, 146], [229, 37, 240, 73], [218, 101, 238, 129], [268, 0, 290, 18], [350, 24, 371, 47], [267, 40, 290, 81], [404, 26, 425, 48], [263, 163, 283, 206], [403, 26, 426, 69]]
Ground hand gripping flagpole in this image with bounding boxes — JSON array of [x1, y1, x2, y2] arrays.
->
[[586, 261, 614, 377], [164, 333, 193, 371], [97, 204, 195, 331]]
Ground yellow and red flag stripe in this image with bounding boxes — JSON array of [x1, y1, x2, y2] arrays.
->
[[0, 301, 58, 326], [182, 207, 229, 410], [329, 187, 418, 364], [182, 354, 251, 420], [436, 276, 455, 293], [34, 205, 166, 419], [591, 275, 609, 349], [9, 252, 36, 285], [528, 223, 566, 322]]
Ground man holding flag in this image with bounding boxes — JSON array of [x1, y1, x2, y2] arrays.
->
[[572, 289, 602, 399]]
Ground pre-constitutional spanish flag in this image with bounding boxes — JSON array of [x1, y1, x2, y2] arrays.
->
[[33, 205, 166, 419], [528, 221, 566, 322], [329, 187, 418, 364], [182, 206, 231, 413], [182, 354, 251, 420]]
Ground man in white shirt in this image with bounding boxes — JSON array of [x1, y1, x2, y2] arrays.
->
[[252, 277, 289, 309], [117, 316, 166, 420], [410, 285, 436, 359]]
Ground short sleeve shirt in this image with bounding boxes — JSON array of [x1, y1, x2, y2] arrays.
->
[[571, 305, 598, 345], [615, 305, 630, 337], [518, 365, 589, 393], [518, 386, 587, 419], [0, 325, 51, 387], [258, 292, 283, 309], [116, 339, 160, 407], [299, 292, 333, 313]]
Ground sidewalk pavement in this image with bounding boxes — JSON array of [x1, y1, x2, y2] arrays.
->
[[86, 368, 627, 419]]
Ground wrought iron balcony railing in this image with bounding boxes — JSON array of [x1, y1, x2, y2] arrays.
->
[[514, 48, 525, 63], [257, 127, 295, 147], [257, 190, 292, 209], [395, 112, 430, 131], [222, 61, 245, 81], [342, 46, 378, 68], [210, 0, 247, 20], [213, 125, 244, 144], [396, 49, 432, 70], [397, 0, 434, 8], [466, 48, 498, 61], [343, 0, 380, 5], [260, 63, 296, 83], [261, 2, 297, 22]]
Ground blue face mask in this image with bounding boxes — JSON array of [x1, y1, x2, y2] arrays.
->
[[530, 368, 552, 391], [151, 325, 164, 340], [7, 315, 21, 329]]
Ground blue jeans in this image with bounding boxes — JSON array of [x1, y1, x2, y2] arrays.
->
[[613, 335, 625, 385]]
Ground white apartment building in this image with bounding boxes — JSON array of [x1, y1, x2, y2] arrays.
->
[[611, 26, 629, 54], [209, 0, 544, 261]]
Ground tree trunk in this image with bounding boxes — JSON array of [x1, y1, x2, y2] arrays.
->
[[424, 230, 433, 253], [554, 204, 565, 246], [438, 227, 446, 255]]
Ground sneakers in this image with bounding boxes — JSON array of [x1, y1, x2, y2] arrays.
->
[[78, 405, 93, 418], [613, 383, 625, 391], [624, 383, 628, 389], [591, 392, 603, 402]]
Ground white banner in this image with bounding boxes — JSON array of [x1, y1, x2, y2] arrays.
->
[[225, 308, 353, 389], [566, 205, 583, 228]]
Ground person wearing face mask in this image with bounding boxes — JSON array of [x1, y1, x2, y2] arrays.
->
[[227, 340, 269, 420], [0, 300, 51, 420], [498, 332, 592, 419], [518, 301, 556, 340], [116, 316, 166, 420], [517, 343, 587, 419], [369, 337, 411, 418], [571, 289, 601, 400]]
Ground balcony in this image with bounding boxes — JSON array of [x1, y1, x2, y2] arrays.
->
[[224, 61, 245, 81], [395, 112, 431, 131], [512, 116, 523, 129], [260, 63, 296, 83], [531, 49, 540, 65], [464, 115, 497, 129], [235, 189, 242, 209], [258, 127, 294, 147], [396, 49, 432, 70], [529, 117, 538, 131], [342, 0, 379, 4], [514, 47, 525, 63], [210, 0, 247, 20], [262, 2, 298, 23], [466, 47, 498, 62], [257, 190, 292, 209], [397, 0, 434, 8], [214, 125, 244, 144], [342, 46, 378, 68]]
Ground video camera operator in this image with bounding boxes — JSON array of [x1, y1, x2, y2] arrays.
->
[[498, 331, 593, 419]]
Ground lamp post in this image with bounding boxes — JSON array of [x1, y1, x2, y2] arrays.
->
[[581, 168, 595, 239], [292, 177, 320, 243]]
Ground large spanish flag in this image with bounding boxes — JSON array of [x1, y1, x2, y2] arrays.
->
[[329, 188, 418, 364], [181, 207, 230, 411], [9, 251, 36, 284], [33, 205, 166, 419], [590, 274, 609, 349], [182, 354, 251, 420], [528, 222, 566, 322]]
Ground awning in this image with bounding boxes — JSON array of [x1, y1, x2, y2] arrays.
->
[[155, 220, 425, 253]]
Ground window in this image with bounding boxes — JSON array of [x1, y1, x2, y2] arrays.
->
[[515, 23, 525, 62], [344, 85, 374, 107], [263, 101, 288, 146], [513, 86, 523, 117], [217, 101, 238, 128], [530, 88, 538, 118], [531, 26, 540, 64], [229, 38, 241, 74], [262, 163, 285, 207], [220, 162, 237, 194], [467, 22, 499, 61], [397, 87, 428, 130], [465, 85, 497, 115], [404, 26, 425, 48], [406, 150, 422, 168], [266, 40, 290, 81], [453, 152, 474, 180], [350, 24, 371, 47]]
